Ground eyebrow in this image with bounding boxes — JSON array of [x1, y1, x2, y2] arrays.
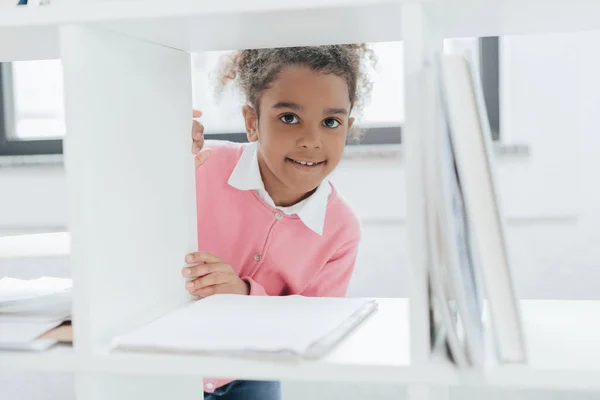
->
[[272, 102, 348, 116], [324, 108, 348, 116], [272, 102, 303, 111]]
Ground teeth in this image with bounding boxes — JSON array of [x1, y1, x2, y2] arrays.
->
[[291, 159, 320, 166]]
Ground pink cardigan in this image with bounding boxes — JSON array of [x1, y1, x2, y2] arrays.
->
[[195, 140, 361, 392]]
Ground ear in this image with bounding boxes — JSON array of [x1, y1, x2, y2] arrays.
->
[[242, 104, 259, 142], [348, 117, 355, 131]]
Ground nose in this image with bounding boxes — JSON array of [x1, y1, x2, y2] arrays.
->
[[297, 127, 321, 149]]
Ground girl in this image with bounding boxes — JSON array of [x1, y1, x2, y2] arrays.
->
[[182, 45, 375, 400]]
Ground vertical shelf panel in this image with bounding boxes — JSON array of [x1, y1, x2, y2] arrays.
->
[[60, 25, 197, 351], [401, 3, 443, 370]]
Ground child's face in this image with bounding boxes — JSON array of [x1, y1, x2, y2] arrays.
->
[[243, 66, 353, 203]]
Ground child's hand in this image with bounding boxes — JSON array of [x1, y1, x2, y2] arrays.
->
[[182, 251, 250, 297], [191, 109, 210, 168]]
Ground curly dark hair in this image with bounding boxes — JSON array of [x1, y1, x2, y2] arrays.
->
[[215, 44, 376, 140]]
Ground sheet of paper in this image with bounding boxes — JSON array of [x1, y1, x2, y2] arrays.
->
[[0, 277, 72, 304], [114, 295, 377, 356], [0, 320, 61, 343]]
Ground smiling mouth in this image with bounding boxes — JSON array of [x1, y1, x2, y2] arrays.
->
[[286, 157, 326, 167]]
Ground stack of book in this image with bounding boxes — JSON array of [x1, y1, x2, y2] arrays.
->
[[427, 53, 527, 368], [0, 276, 72, 351]]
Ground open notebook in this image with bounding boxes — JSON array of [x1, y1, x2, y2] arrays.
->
[[112, 294, 378, 358]]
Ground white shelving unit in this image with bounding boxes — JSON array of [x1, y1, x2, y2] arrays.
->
[[2, 1, 600, 399], [4, 0, 600, 62]]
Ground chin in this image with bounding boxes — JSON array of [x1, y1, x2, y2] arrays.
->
[[280, 158, 331, 192], [290, 176, 325, 193]]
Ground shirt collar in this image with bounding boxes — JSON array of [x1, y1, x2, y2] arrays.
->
[[227, 142, 331, 235]]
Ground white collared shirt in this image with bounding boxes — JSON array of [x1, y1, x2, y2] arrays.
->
[[227, 141, 331, 235]]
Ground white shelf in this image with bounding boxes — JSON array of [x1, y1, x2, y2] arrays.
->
[[1, 299, 411, 381], [470, 300, 600, 391], [428, 0, 600, 38], [3, 0, 600, 62], [3, 299, 600, 390], [0, 231, 69, 259], [2, 2, 600, 397], [0, 0, 404, 62], [0, 344, 78, 372]]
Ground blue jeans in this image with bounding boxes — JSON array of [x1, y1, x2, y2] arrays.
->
[[204, 380, 281, 400]]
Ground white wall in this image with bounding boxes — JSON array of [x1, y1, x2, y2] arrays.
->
[[0, 164, 67, 236], [2, 30, 600, 399]]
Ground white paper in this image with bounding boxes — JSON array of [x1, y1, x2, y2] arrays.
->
[[114, 295, 377, 357], [0, 320, 61, 344], [0, 277, 72, 305], [0, 277, 72, 323]]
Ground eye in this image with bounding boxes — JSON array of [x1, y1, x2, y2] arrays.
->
[[323, 118, 341, 128], [280, 114, 300, 125]]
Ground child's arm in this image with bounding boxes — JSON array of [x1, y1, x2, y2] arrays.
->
[[241, 276, 269, 296]]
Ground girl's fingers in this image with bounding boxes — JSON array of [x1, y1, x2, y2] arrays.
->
[[192, 285, 218, 297], [182, 262, 230, 278], [192, 109, 202, 118], [192, 282, 237, 298], [185, 251, 221, 264], [192, 120, 204, 140], [191, 120, 205, 154], [187, 271, 231, 290]]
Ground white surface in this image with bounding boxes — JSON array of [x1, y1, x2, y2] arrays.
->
[[0, 344, 77, 371], [400, 3, 433, 368], [426, 0, 600, 38], [0, 276, 71, 321], [2, 299, 600, 390], [74, 374, 201, 400], [3, 0, 600, 61], [104, 299, 600, 389], [59, 26, 197, 351], [0, 232, 69, 259], [0, 26, 58, 62], [0, 298, 410, 381], [0, 320, 60, 344], [0, 276, 71, 305], [0, 0, 404, 61], [113, 295, 377, 357]]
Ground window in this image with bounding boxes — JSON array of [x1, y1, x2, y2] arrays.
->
[[0, 61, 64, 155], [479, 37, 500, 140], [0, 38, 500, 156]]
